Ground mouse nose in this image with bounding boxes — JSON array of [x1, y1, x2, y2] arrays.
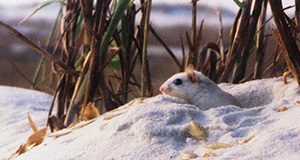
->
[[159, 86, 168, 93]]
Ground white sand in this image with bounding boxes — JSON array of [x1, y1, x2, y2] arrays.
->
[[2, 77, 300, 160]]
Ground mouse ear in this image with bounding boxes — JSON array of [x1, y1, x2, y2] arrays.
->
[[185, 64, 194, 73], [185, 64, 198, 83], [187, 71, 198, 83]]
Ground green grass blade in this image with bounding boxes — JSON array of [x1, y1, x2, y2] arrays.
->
[[75, 13, 84, 38], [233, 0, 244, 8], [31, 7, 63, 87], [99, 0, 131, 55], [109, 55, 121, 70], [121, 13, 129, 51], [19, 0, 66, 24]]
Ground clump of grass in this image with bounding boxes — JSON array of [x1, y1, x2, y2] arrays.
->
[[180, 0, 300, 85], [0, 0, 153, 129]]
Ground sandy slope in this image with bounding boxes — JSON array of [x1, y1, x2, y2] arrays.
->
[[2, 77, 300, 160], [0, 86, 51, 159]]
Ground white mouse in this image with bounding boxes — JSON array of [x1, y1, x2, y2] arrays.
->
[[159, 65, 240, 110]]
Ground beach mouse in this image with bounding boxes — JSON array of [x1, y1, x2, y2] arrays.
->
[[159, 65, 240, 110]]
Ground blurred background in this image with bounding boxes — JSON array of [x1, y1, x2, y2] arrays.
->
[[0, 0, 295, 94]]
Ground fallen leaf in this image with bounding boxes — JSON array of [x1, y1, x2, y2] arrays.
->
[[27, 113, 38, 133], [282, 70, 292, 84], [277, 106, 288, 112], [238, 135, 255, 144], [13, 113, 48, 156], [202, 152, 215, 158], [14, 127, 47, 156], [14, 144, 26, 155], [186, 121, 207, 141], [205, 143, 232, 150], [179, 151, 197, 160], [80, 102, 100, 121], [26, 127, 47, 147]]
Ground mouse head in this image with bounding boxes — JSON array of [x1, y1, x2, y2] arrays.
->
[[159, 65, 205, 99]]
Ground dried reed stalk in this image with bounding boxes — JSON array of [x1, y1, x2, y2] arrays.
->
[[254, 0, 268, 79], [0, 21, 76, 75], [269, 0, 300, 86], [231, 0, 263, 83], [141, 0, 153, 97], [220, 0, 252, 82]]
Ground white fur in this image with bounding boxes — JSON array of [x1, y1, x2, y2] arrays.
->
[[160, 71, 240, 110]]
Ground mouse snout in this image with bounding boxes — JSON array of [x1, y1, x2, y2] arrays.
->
[[159, 85, 170, 94]]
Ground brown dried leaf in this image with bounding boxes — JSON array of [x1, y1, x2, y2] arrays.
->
[[14, 144, 27, 156], [27, 113, 38, 133], [14, 127, 47, 156], [26, 127, 47, 147], [238, 135, 255, 145], [179, 151, 198, 160], [202, 152, 215, 158], [277, 106, 288, 112], [282, 70, 292, 84], [186, 121, 207, 141], [80, 102, 100, 121], [205, 143, 232, 150]]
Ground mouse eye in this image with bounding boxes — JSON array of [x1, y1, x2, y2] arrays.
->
[[173, 79, 183, 85]]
